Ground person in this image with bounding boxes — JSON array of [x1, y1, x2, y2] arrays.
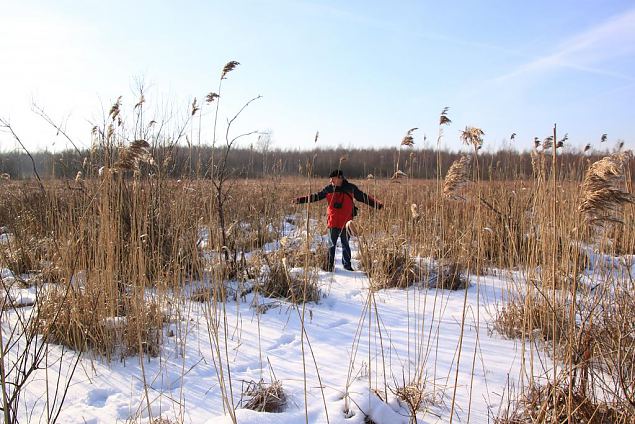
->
[[292, 169, 383, 272]]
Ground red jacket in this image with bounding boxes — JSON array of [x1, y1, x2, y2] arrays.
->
[[294, 179, 383, 229]]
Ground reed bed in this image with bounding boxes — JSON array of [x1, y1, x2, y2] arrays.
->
[[1, 77, 634, 422], [2, 163, 635, 421]]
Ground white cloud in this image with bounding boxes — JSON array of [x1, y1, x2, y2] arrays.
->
[[494, 7, 635, 83]]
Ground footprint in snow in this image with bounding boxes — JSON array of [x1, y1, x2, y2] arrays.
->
[[345, 289, 362, 299], [85, 388, 117, 408], [150, 369, 183, 391], [319, 318, 348, 329], [268, 333, 296, 350]]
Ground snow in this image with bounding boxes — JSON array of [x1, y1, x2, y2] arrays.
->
[[2, 234, 550, 423]]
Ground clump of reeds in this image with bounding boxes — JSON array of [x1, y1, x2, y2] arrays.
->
[[426, 260, 468, 290], [584, 285, 635, 412], [150, 418, 178, 424], [256, 251, 320, 303], [496, 382, 630, 423], [189, 287, 213, 303], [493, 291, 573, 345], [225, 218, 276, 252], [240, 379, 287, 413], [358, 235, 424, 290], [35, 286, 164, 359], [393, 382, 427, 418]]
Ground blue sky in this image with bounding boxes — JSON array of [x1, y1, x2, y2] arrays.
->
[[1, 0, 634, 153]]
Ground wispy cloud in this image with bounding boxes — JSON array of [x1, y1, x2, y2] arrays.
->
[[494, 7, 635, 83]]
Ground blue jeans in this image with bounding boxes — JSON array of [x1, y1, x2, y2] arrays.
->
[[327, 227, 351, 269]]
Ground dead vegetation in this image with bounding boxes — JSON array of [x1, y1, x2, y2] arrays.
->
[[493, 291, 574, 345], [240, 379, 287, 413], [256, 249, 321, 303], [2, 84, 635, 424], [497, 382, 631, 423], [35, 286, 165, 359]]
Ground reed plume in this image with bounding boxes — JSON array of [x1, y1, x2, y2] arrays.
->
[[114, 139, 153, 171], [401, 128, 417, 146], [542, 136, 554, 149], [439, 107, 451, 126], [191, 98, 200, 116], [221, 61, 240, 79], [134, 94, 145, 110], [109, 96, 122, 120], [616, 140, 624, 151], [206, 92, 219, 104], [579, 151, 634, 226], [443, 155, 472, 199], [559, 133, 568, 145], [460, 126, 484, 150], [410, 203, 420, 221], [391, 170, 408, 180]]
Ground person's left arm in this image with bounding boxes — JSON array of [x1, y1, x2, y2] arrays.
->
[[352, 185, 383, 209]]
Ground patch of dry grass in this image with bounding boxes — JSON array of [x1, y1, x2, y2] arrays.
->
[[36, 286, 164, 359], [240, 379, 286, 413], [493, 291, 573, 345], [496, 383, 631, 423]]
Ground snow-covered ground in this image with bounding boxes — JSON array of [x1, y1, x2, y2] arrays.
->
[[3, 233, 548, 423]]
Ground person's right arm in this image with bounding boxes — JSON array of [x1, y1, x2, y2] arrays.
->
[[293, 185, 330, 204]]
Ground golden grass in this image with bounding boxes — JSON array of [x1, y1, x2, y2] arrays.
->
[[1, 141, 635, 422]]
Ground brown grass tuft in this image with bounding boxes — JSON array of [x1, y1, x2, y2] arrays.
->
[[428, 261, 468, 290], [493, 291, 573, 344], [257, 249, 321, 303], [497, 383, 630, 423], [150, 418, 178, 424], [393, 382, 427, 416], [36, 287, 164, 359], [358, 235, 424, 290], [240, 379, 286, 413]]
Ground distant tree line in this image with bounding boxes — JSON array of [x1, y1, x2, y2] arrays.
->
[[0, 145, 630, 181]]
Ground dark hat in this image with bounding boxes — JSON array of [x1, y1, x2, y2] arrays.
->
[[329, 169, 344, 178]]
